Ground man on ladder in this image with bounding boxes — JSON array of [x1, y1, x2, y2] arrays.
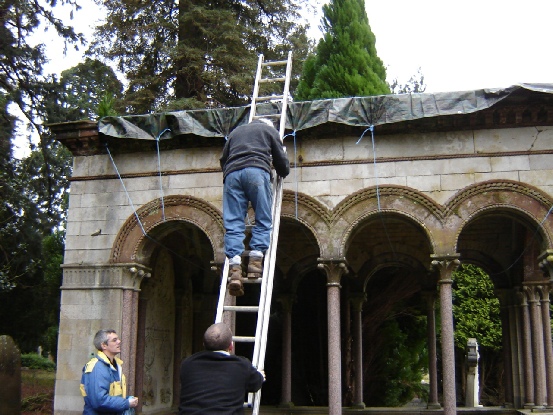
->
[[219, 117, 290, 296]]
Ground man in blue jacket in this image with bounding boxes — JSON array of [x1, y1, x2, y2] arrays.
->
[[178, 322, 265, 414], [220, 118, 290, 296], [80, 329, 139, 414]]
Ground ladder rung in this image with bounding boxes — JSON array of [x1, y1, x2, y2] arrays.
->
[[224, 305, 259, 312], [252, 114, 280, 119], [262, 60, 287, 67], [233, 336, 256, 343], [260, 77, 286, 83], [243, 278, 262, 284], [255, 95, 284, 102]]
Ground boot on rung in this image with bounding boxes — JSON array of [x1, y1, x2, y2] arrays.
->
[[228, 264, 244, 296], [247, 257, 263, 279]]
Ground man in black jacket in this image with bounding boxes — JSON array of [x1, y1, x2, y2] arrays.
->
[[220, 118, 290, 296], [178, 323, 265, 414]]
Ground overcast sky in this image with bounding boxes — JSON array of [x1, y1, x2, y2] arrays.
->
[[42, 0, 553, 93]]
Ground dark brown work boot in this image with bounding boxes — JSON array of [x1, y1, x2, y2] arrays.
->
[[228, 264, 244, 296], [247, 257, 263, 279]]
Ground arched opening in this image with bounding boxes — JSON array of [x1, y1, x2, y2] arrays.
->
[[134, 220, 218, 413]]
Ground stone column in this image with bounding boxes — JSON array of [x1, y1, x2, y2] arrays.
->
[[349, 292, 366, 409], [518, 290, 535, 408], [538, 250, 553, 408], [422, 290, 440, 409], [278, 294, 295, 408], [318, 258, 348, 415], [495, 289, 514, 407], [508, 299, 523, 408], [430, 254, 460, 415], [524, 285, 546, 408]]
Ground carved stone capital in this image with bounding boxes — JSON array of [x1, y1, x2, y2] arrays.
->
[[430, 254, 460, 283], [317, 258, 348, 287], [348, 292, 367, 312], [538, 249, 553, 281]]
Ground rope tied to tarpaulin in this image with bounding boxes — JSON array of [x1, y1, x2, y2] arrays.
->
[[283, 130, 298, 219], [156, 128, 171, 221], [356, 125, 381, 211], [105, 143, 147, 236]]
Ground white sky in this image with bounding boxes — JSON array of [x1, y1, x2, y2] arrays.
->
[[13, 0, 553, 157], [43, 0, 553, 93]]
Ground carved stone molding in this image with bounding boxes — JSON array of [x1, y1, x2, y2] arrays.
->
[[61, 263, 151, 290]]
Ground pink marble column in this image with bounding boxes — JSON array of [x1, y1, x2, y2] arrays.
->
[[495, 289, 514, 407], [525, 285, 546, 408], [538, 251, 553, 408], [318, 259, 348, 415], [278, 294, 294, 408], [431, 255, 460, 415], [518, 290, 535, 408], [422, 291, 440, 409], [349, 293, 366, 409]]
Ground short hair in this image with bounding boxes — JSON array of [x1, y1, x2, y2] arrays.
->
[[254, 118, 275, 128], [93, 329, 117, 351], [203, 323, 233, 351]]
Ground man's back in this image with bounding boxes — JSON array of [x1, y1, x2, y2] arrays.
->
[[178, 350, 264, 415]]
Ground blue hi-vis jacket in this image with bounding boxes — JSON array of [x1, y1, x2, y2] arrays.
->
[[80, 351, 130, 415]]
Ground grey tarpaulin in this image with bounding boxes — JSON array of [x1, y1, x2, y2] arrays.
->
[[98, 83, 553, 141]]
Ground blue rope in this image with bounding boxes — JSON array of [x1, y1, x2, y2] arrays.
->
[[105, 144, 147, 235], [156, 128, 170, 221], [356, 125, 380, 211]]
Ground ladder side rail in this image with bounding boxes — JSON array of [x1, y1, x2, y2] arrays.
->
[[215, 258, 230, 323], [278, 51, 293, 138], [249, 54, 265, 123], [249, 175, 284, 410]]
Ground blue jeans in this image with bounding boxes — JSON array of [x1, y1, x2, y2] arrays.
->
[[223, 167, 272, 259]]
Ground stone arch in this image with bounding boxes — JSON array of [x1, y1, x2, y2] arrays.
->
[[281, 189, 329, 257], [444, 180, 553, 252], [332, 185, 443, 258], [110, 195, 224, 264]]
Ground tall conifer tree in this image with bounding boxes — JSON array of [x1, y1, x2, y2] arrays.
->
[[88, 0, 311, 113], [295, 0, 389, 100]]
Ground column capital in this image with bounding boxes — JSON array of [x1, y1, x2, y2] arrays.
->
[[317, 258, 348, 287], [538, 249, 553, 280], [430, 254, 460, 285], [348, 292, 367, 312], [277, 293, 296, 313]]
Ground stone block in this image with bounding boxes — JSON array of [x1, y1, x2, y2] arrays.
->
[[520, 170, 553, 186], [474, 127, 537, 153], [529, 154, 553, 170], [300, 138, 344, 163], [407, 175, 441, 192], [330, 179, 364, 196], [375, 131, 475, 158], [364, 176, 407, 188], [441, 173, 476, 191], [295, 180, 331, 197], [534, 127, 553, 150], [474, 171, 519, 182], [490, 155, 530, 172]]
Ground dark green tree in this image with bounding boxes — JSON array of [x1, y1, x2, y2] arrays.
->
[[87, 0, 312, 113], [452, 264, 502, 404], [295, 0, 389, 100]]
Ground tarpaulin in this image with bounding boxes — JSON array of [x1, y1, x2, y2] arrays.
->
[[98, 83, 553, 140]]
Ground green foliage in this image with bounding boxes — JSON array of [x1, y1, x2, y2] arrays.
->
[[367, 314, 429, 406], [295, 0, 390, 100], [88, 0, 312, 113], [389, 68, 427, 94], [452, 264, 501, 351], [21, 354, 56, 371]]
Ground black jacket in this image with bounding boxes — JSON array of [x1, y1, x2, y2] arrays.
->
[[220, 120, 290, 181], [178, 350, 264, 414]]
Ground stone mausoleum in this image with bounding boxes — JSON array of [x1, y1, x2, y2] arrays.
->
[[51, 84, 553, 415]]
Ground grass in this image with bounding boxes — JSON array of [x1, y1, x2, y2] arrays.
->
[[21, 368, 55, 414]]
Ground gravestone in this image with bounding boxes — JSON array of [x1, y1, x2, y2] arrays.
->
[[0, 335, 21, 414]]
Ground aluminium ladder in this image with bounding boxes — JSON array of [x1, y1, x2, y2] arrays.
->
[[215, 51, 293, 415]]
